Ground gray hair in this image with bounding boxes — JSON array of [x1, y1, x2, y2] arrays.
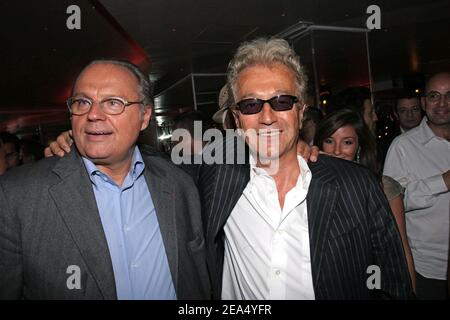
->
[[227, 38, 308, 103], [76, 59, 153, 108]]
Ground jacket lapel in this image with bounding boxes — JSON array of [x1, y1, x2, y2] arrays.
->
[[210, 163, 250, 241], [306, 161, 338, 294], [142, 156, 178, 292], [208, 136, 251, 241], [49, 150, 116, 299]]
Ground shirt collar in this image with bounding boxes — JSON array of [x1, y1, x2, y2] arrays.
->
[[249, 153, 312, 190], [417, 117, 439, 145], [82, 146, 145, 185]]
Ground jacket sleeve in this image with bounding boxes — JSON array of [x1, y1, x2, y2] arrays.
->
[[366, 173, 414, 299], [0, 180, 23, 299]]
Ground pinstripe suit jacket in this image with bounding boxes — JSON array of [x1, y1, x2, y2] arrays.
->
[[198, 146, 414, 299]]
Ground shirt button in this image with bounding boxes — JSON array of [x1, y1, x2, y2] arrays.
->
[[124, 225, 130, 232], [275, 270, 281, 276], [277, 230, 284, 235], [131, 262, 139, 268]]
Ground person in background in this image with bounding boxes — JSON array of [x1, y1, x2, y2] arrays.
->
[[0, 132, 21, 170], [19, 138, 45, 164], [384, 72, 450, 300], [299, 106, 324, 146], [171, 110, 210, 181], [394, 90, 423, 133], [327, 86, 378, 134], [314, 109, 416, 290], [213, 83, 237, 130]]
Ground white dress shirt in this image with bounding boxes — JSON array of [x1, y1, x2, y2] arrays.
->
[[384, 117, 450, 280], [222, 155, 315, 300]]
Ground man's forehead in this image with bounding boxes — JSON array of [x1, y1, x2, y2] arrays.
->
[[77, 63, 137, 83], [426, 73, 450, 91], [73, 63, 139, 93], [398, 97, 420, 106]]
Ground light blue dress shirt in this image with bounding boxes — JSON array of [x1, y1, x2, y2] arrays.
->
[[82, 147, 176, 300]]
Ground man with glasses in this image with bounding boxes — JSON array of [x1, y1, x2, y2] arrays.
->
[[394, 91, 423, 133], [384, 72, 450, 299], [0, 60, 210, 299], [199, 38, 413, 300]]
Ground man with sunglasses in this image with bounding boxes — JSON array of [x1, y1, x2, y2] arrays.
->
[[384, 72, 450, 300], [0, 60, 211, 299], [199, 38, 413, 300]]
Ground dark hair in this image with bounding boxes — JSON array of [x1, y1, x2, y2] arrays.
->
[[303, 106, 323, 124], [76, 59, 153, 107], [0, 132, 20, 152], [328, 87, 371, 116], [315, 109, 380, 176], [394, 89, 420, 112]]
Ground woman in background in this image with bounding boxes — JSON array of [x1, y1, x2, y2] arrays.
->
[[315, 109, 416, 291]]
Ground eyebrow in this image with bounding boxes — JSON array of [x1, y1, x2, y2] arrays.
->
[[71, 92, 91, 98]]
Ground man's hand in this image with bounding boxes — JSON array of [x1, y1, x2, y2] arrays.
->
[[297, 140, 319, 162], [443, 170, 450, 191], [44, 130, 73, 158]]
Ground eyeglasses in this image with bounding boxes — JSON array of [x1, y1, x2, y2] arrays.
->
[[425, 91, 450, 103], [66, 96, 144, 115], [397, 106, 422, 114], [235, 95, 298, 115]]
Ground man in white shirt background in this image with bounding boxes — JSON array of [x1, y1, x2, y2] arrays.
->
[[384, 72, 450, 300]]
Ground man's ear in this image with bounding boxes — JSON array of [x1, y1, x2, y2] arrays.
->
[[140, 105, 152, 131]]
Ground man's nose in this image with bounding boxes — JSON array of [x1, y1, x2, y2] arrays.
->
[[259, 102, 277, 125], [87, 101, 107, 121], [438, 94, 447, 107], [405, 109, 415, 117]]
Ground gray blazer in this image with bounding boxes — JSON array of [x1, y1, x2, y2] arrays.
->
[[0, 148, 211, 299]]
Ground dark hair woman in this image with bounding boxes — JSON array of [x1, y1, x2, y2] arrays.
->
[[315, 108, 379, 177]]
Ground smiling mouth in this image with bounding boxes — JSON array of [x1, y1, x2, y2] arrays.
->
[[86, 131, 112, 135], [85, 131, 113, 139], [257, 130, 282, 137]]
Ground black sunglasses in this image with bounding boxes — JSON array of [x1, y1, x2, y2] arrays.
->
[[236, 95, 299, 115]]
